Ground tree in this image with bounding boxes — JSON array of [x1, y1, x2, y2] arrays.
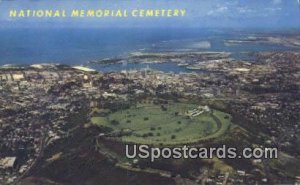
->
[[148, 132, 154, 137], [111, 120, 120, 125], [161, 105, 167, 111]]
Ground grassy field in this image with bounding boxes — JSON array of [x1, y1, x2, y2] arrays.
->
[[91, 102, 232, 145]]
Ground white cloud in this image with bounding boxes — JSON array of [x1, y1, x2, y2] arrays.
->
[[207, 6, 228, 16], [273, 0, 282, 5], [237, 7, 255, 14], [216, 6, 229, 12], [265, 7, 282, 12]]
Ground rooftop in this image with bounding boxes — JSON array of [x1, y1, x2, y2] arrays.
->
[[0, 157, 16, 168]]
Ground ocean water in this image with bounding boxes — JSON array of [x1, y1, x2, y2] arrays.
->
[[0, 28, 298, 72]]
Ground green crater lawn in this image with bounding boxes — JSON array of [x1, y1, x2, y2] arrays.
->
[[91, 102, 232, 145]]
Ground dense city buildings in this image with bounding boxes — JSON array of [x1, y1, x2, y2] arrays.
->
[[0, 51, 299, 184]]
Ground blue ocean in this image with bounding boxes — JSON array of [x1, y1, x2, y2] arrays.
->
[[0, 28, 298, 73]]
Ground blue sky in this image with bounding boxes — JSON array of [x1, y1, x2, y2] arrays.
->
[[0, 0, 299, 28]]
